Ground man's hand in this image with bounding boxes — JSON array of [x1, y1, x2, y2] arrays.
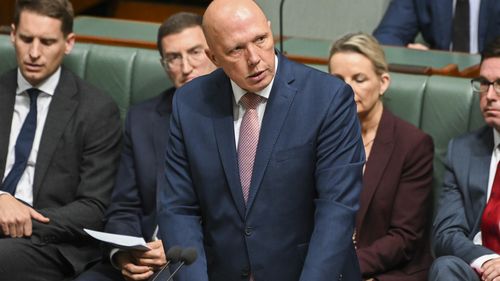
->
[[406, 43, 430, 50], [132, 240, 167, 268], [480, 257, 500, 281], [115, 240, 167, 281], [0, 193, 49, 237]]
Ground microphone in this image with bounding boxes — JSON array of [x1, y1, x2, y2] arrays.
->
[[165, 247, 198, 281], [166, 246, 183, 263], [150, 245, 183, 281]]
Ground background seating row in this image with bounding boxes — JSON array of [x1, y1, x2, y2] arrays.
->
[[0, 34, 485, 209], [0, 34, 172, 119]]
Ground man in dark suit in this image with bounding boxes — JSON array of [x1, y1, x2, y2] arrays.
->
[[157, 1, 365, 281], [429, 37, 500, 281], [73, 12, 216, 281], [373, 0, 500, 53], [0, 0, 122, 280]]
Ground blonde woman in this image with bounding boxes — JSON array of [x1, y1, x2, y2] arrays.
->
[[329, 33, 434, 281]]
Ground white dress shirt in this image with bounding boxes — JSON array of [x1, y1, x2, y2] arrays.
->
[[1, 67, 60, 206], [471, 128, 500, 270], [452, 0, 481, 53], [232, 55, 278, 148]]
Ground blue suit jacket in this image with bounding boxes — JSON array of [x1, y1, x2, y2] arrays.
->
[[373, 0, 500, 52], [157, 54, 364, 281], [432, 126, 496, 263], [104, 88, 173, 241]]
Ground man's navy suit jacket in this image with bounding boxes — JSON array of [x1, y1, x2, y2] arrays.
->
[[104, 88, 174, 240], [373, 0, 500, 52], [432, 126, 496, 263], [157, 54, 365, 281]]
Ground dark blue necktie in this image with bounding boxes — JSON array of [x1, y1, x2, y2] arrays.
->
[[1, 88, 40, 195]]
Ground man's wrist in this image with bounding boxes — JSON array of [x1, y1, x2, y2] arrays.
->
[[471, 254, 500, 272]]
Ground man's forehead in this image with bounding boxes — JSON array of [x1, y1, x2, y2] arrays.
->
[[480, 57, 500, 77], [16, 10, 64, 37], [162, 27, 206, 53]]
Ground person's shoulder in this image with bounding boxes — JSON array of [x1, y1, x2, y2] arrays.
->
[[173, 68, 228, 108], [60, 67, 110, 100], [451, 125, 491, 148], [128, 87, 174, 117], [279, 56, 347, 95], [389, 110, 430, 140], [0, 68, 17, 82]]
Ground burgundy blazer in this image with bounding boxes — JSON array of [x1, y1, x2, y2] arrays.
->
[[356, 108, 434, 281]]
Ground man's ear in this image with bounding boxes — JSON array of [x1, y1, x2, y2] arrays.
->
[[205, 48, 219, 67], [64, 32, 76, 54], [10, 24, 16, 45]]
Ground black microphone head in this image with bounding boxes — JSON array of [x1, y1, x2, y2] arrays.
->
[[166, 246, 183, 263], [180, 247, 198, 265]]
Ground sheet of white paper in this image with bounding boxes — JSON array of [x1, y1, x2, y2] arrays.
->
[[84, 228, 150, 251]]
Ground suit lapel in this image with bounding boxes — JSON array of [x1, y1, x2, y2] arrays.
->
[[468, 127, 493, 234], [246, 56, 297, 214], [212, 76, 246, 220], [436, 0, 454, 48], [356, 109, 395, 233], [153, 89, 174, 170], [477, 0, 490, 52], [33, 69, 78, 201], [0, 70, 17, 178]]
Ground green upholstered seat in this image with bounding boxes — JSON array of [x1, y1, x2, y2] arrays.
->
[[277, 37, 480, 71], [384, 72, 428, 128], [74, 16, 159, 44], [0, 34, 172, 120], [385, 73, 485, 208]]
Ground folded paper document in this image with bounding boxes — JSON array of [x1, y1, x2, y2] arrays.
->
[[84, 228, 150, 251]]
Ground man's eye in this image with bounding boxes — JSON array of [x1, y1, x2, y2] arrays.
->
[[41, 39, 56, 46], [20, 36, 33, 43]]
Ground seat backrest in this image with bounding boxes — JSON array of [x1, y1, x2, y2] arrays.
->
[[0, 34, 171, 119], [385, 72, 485, 210], [422, 76, 485, 203]]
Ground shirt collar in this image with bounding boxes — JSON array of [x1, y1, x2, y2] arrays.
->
[[16, 67, 61, 96], [231, 55, 279, 105], [494, 128, 500, 150]]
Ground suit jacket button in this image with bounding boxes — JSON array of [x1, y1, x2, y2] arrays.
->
[[240, 267, 250, 278], [338, 273, 343, 280], [244, 226, 252, 236]]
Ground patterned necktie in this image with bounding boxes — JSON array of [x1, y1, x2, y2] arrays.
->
[[452, 0, 470, 52], [238, 92, 262, 203], [481, 161, 500, 253], [1, 88, 40, 195]]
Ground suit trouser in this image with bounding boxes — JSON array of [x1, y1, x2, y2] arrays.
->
[[428, 256, 480, 281], [0, 237, 72, 281]]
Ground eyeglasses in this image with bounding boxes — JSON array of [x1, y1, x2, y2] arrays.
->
[[160, 47, 206, 69], [471, 77, 500, 95]]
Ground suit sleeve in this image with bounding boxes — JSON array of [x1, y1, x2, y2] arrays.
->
[[432, 138, 494, 263], [373, 0, 420, 46], [103, 111, 145, 238], [299, 83, 365, 281], [32, 96, 122, 244], [157, 94, 208, 281], [357, 134, 433, 277]]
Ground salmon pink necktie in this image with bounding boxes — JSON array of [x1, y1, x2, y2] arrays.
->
[[238, 92, 262, 204]]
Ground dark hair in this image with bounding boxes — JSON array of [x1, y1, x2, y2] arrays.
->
[[14, 0, 74, 36], [157, 12, 203, 57], [481, 37, 500, 62]]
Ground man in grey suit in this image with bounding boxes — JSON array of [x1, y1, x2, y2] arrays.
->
[[0, 0, 121, 280], [430, 36, 500, 281]]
